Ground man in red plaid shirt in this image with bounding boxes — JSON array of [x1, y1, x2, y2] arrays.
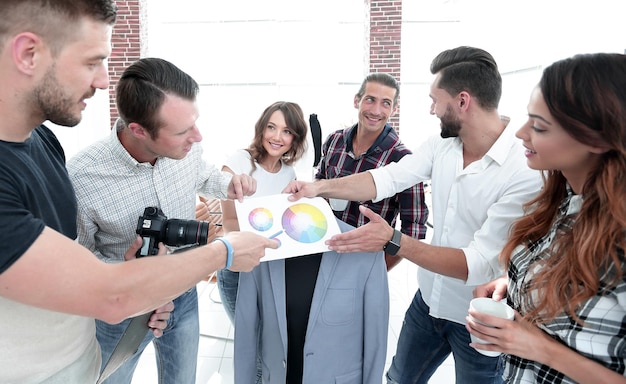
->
[[315, 73, 429, 270]]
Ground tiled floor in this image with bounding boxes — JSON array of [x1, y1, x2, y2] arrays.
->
[[130, 259, 455, 383]]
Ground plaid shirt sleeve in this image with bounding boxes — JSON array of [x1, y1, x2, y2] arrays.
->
[[396, 181, 428, 240]]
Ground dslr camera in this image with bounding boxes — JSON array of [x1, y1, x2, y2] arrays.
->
[[135, 207, 209, 257]]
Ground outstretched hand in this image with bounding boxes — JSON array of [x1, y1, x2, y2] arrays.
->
[[225, 231, 279, 272], [326, 205, 393, 253], [282, 180, 319, 202]]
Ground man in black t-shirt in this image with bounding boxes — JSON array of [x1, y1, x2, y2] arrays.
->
[[0, 2, 274, 382]]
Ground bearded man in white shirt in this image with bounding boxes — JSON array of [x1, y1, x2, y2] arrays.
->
[[283, 46, 542, 384]]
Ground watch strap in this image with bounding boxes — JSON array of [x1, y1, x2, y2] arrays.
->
[[383, 229, 402, 256]]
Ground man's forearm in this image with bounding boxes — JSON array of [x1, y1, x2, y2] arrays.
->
[[316, 171, 377, 201], [398, 237, 469, 281]]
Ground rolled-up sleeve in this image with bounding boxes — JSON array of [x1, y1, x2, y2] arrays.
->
[[370, 138, 435, 202]]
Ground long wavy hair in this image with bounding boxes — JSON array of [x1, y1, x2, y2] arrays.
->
[[500, 53, 626, 324], [246, 101, 308, 174]]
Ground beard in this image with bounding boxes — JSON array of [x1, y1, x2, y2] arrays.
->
[[32, 64, 91, 127], [439, 104, 462, 138]]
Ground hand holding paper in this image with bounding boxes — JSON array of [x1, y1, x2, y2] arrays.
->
[[235, 194, 341, 261]]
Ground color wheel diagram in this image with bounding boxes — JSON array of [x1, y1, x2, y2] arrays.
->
[[236, 195, 341, 261], [248, 203, 328, 246]]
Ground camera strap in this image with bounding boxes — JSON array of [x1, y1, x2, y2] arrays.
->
[[96, 311, 153, 384]]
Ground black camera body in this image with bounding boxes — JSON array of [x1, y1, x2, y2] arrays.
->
[[135, 207, 209, 257]]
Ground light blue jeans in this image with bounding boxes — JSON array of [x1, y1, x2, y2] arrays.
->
[[386, 290, 504, 384], [96, 288, 199, 384], [217, 268, 239, 325]]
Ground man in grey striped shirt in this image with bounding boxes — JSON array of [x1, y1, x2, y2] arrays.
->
[[68, 58, 260, 384]]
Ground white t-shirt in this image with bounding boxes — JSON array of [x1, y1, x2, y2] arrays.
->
[[225, 149, 296, 197], [0, 297, 99, 383]]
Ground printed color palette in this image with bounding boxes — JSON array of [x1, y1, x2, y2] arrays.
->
[[235, 194, 341, 261], [281, 203, 328, 243], [248, 207, 273, 231]]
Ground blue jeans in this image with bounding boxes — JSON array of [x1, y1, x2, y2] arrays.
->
[[96, 288, 199, 384], [386, 290, 504, 384], [217, 268, 239, 325]]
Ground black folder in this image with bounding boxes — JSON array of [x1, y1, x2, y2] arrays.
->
[[96, 311, 152, 384]]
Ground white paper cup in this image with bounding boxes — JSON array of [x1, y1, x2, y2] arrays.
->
[[329, 198, 349, 211], [468, 297, 514, 357]]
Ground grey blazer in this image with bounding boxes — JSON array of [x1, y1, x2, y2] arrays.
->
[[234, 221, 389, 384]]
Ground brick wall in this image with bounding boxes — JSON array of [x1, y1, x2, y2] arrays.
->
[[108, 0, 144, 128], [369, 0, 402, 131]]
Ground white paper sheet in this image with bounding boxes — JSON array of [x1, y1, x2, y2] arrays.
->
[[235, 194, 341, 261]]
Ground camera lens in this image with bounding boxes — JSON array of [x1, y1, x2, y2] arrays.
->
[[164, 219, 209, 247]]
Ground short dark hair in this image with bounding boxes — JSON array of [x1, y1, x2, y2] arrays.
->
[[116, 58, 199, 138], [0, 0, 117, 56], [356, 73, 400, 107], [430, 46, 502, 111]]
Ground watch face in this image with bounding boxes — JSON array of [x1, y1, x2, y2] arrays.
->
[[385, 243, 399, 255], [384, 230, 401, 255]]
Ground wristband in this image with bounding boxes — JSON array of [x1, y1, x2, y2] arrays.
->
[[213, 238, 233, 269]]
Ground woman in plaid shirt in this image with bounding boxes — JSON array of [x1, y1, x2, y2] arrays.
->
[[467, 53, 626, 383]]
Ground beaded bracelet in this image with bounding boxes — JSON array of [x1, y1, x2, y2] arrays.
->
[[213, 237, 233, 269]]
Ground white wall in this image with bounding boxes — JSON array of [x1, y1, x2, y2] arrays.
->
[[48, 84, 111, 160], [144, 0, 368, 181], [399, 0, 625, 149]]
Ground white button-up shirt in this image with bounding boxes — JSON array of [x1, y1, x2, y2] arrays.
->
[[369, 120, 542, 324]]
